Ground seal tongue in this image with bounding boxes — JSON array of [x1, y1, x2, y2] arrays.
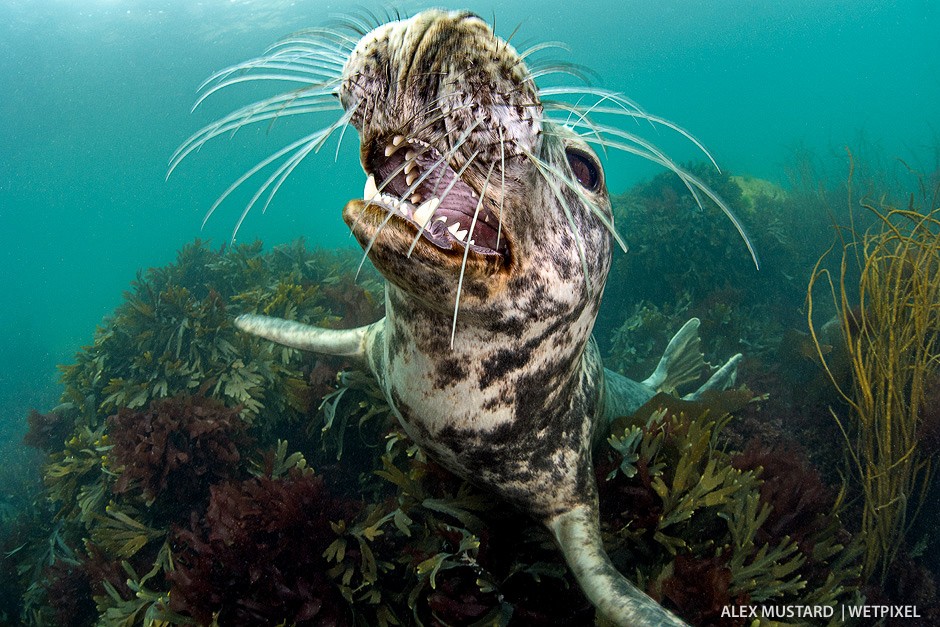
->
[[366, 140, 507, 255]]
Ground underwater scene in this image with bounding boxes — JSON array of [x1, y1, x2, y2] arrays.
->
[[1, 0, 938, 625]]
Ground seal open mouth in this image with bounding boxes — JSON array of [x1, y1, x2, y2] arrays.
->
[[361, 135, 508, 260]]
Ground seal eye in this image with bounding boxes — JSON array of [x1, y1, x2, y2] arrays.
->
[[566, 149, 601, 192]]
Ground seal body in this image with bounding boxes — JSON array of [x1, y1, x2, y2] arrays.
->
[[219, 10, 743, 626]]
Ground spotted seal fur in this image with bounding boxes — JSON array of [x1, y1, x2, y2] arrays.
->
[[172, 10, 755, 626]]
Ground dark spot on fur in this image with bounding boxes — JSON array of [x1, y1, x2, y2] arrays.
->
[[435, 357, 468, 388], [479, 346, 532, 389]]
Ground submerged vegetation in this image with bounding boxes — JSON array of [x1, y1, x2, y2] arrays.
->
[[2, 157, 939, 625], [809, 166, 940, 584]]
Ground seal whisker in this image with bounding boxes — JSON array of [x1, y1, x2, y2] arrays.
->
[[543, 120, 706, 207], [355, 207, 397, 279], [496, 126, 505, 250], [407, 146, 481, 258], [214, 51, 347, 73], [253, 101, 363, 220], [326, 13, 378, 38], [528, 61, 596, 85], [206, 106, 354, 239], [196, 46, 348, 104], [452, 161, 497, 347], [265, 35, 356, 56], [269, 27, 359, 51], [546, 119, 691, 187], [516, 40, 571, 63], [557, 98, 611, 160], [539, 86, 647, 117], [588, 105, 720, 170], [545, 127, 759, 269], [207, 45, 349, 77], [200, 42, 349, 88], [171, 90, 339, 158], [525, 143, 628, 254], [204, 56, 346, 84], [194, 73, 340, 111], [198, 131, 323, 229], [542, 90, 723, 170], [168, 94, 342, 177], [523, 146, 595, 297]]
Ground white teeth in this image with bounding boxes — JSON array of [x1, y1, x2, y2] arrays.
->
[[447, 222, 461, 237], [413, 197, 440, 228], [405, 149, 416, 162], [379, 193, 407, 215], [405, 171, 417, 186], [363, 174, 378, 200], [435, 216, 448, 223], [392, 134, 405, 146], [404, 160, 416, 175], [410, 193, 423, 203], [455, 229, 468, 241]]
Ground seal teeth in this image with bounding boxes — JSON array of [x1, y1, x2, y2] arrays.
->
[[363, 174, 378, 200], [455, 229, 469, 241], [413, 197, 440, 228]]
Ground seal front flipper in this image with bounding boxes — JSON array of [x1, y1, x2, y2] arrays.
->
[[601, 318, 742, 423], [682, 351, 742, 401], [549, 505, 689, 626], [234, 313, 379, 366]]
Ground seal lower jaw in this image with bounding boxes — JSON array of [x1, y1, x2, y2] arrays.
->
[[343, 198, 508, 280]]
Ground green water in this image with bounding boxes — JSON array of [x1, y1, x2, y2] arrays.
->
[[1, 1, 938, 623], [1, 1, 936, 376]]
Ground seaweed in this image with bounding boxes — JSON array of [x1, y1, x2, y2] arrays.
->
[[168, 468, 359, 626], [599, 395, 862, 625], [11, 240, 391, 625], [23, 409, 73, 452], [107, 395, 251, 508], [600, 164, 826, 370], [808, 166, 940, 583], [5, 213, 881, 624]]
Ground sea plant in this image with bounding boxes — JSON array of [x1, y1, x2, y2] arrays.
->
[[808, 168, 940, 583], [107, 395, 251, 508], [8, 227, 873, 625], [57, 239, 381, 433], [602, 165, 816, 362], [168, 465, 359, 626], [599, 394, 862, 625], [13, 240, 388, 625]]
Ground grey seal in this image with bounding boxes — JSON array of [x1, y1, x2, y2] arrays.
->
[[173, 10, 754, 626]]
